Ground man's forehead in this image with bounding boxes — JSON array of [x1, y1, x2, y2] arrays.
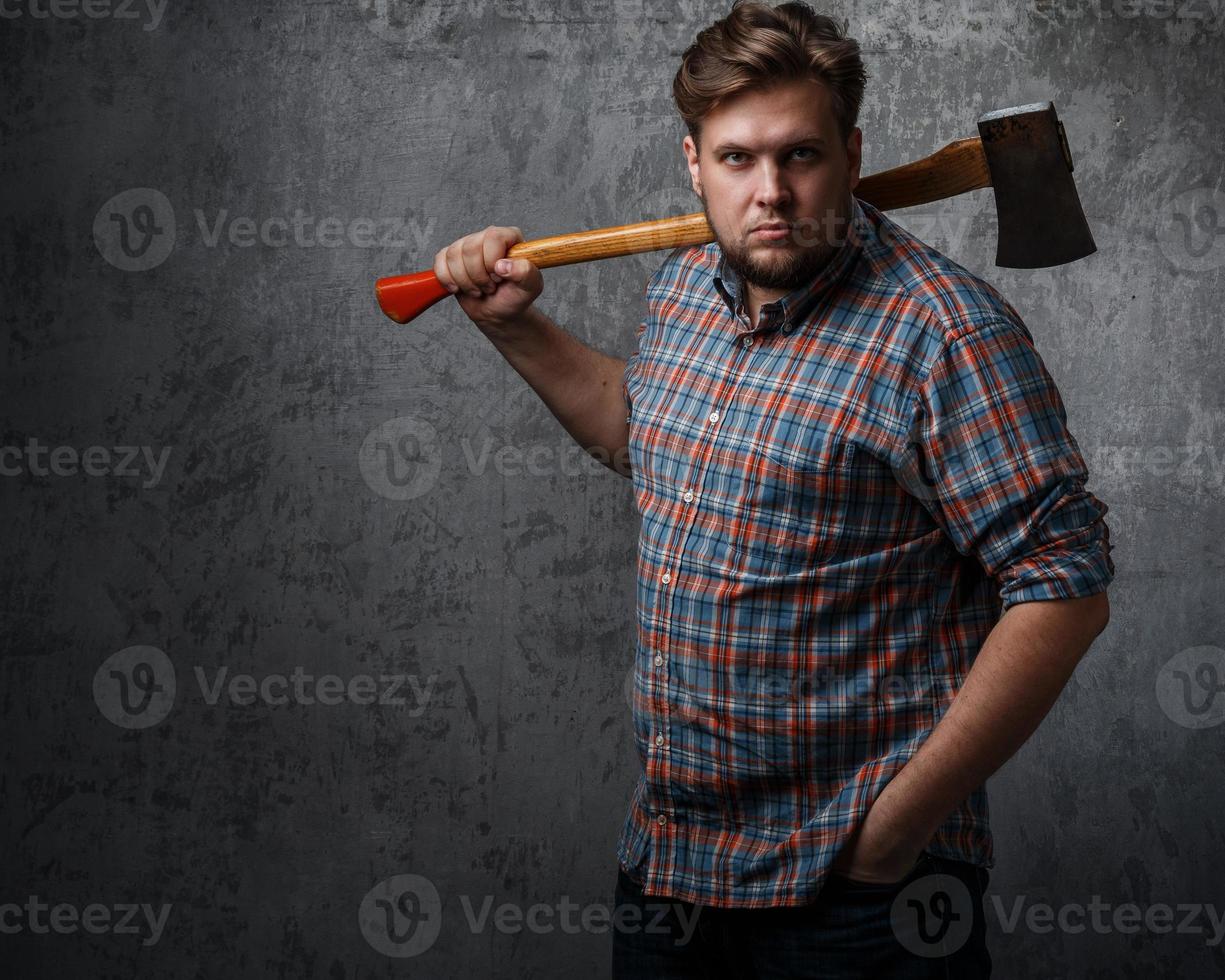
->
[[702, 82, 839, 147]]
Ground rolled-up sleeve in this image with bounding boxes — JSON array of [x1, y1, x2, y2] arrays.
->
[[906, 316, 1115, 611]]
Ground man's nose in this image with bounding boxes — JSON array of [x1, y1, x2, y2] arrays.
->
[[755, 162, 791, 208]]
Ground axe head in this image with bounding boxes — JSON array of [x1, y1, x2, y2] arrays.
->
[[977, 102, 1096, 268]]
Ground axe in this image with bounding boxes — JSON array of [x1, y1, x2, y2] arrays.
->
[[375, 101, 1094, 325]]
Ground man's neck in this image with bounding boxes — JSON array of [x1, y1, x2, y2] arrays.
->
[[744, 286, 787, 329]]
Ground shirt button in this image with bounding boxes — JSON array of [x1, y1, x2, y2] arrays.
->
[[654, 653, 665, 667], [660, 572, 671, 585], [655, 732, 665, 747], [657, 814, 668, 827], [742, 336, 753, 349], [708, 411, 719, 424], [682, 490, 694, 503]]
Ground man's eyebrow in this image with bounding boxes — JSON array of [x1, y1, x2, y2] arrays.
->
[[711, 135, 829, 154]]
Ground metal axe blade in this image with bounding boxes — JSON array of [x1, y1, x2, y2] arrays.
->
[[854, 100, 1096, 269], [977, 102, 1097, 268]]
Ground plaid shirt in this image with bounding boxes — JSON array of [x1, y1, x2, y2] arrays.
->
[[618, 195, 1115, 908]]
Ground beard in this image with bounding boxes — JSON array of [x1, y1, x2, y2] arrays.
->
[[699, 189, 853, 293]]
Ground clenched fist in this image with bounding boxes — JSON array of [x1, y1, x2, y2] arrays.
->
[[433, 225, 544, 330]]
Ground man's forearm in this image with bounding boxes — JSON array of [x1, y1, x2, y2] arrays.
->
[[480, 306, 632, 478], [865, 592, 1111, 859]]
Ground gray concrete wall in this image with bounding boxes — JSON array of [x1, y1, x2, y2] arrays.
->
[[2, 1, 1222, 976]]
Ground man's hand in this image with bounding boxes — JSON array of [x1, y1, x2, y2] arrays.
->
[[829, 592, 1110, 886], [830, 809, 928, 885], [433, 225, 544, 332]]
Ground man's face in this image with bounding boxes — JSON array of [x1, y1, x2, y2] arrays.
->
[[683, 78, 863, 295]]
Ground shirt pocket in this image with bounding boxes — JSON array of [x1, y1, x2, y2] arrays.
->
[[720, 436, 856, 576]]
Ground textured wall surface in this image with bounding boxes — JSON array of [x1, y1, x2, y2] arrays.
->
[[2, 0, 1223, 976]]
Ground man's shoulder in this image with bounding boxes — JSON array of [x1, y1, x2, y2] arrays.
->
[[644, 242, 719, 299], [854, 199, 1030, 347], [639, 209, 1034, 356]]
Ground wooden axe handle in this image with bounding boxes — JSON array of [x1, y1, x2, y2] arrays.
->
[[375, 136, 990, 324]]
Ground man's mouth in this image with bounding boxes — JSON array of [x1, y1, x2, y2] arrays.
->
[[751, 222, 793, 241]]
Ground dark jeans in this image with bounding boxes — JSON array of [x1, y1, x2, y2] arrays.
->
[[611, 853, 991, 979]]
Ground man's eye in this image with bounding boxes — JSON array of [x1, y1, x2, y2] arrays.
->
[[721, 148, 816, 165]]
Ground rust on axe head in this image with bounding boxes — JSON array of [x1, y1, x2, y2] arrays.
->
[[977, 101, 1096, 268]]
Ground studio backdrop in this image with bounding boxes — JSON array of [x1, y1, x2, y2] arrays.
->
[[2, 1, 1223, 977]]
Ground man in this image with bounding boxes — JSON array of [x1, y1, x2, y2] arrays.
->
[[432, 3, 1113, 976]]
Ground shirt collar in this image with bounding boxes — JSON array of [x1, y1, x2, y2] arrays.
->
[[712, 194, 866, 339]]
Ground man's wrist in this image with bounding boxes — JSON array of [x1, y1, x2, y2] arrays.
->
[[475, 305, 552, 353], [867, 779, 945, 857]]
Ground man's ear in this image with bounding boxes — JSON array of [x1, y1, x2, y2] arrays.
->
[[683, 134, 702, 197], [846, 126, 863, 194]]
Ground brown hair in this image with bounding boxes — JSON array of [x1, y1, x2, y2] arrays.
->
[[673, 1, 868, 152]]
